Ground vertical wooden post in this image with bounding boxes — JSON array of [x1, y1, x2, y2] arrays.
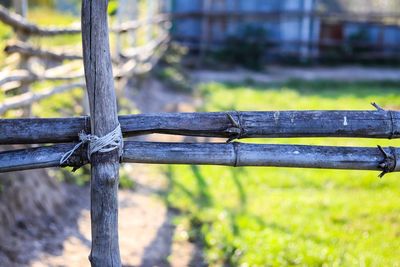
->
[[81, 1, 121, 266], [13, 0, 30, 116], [115, 2, 123, 61], [131, 0, 138, 47], [147, 0, 154, 43], [12, 0, 27, 17]]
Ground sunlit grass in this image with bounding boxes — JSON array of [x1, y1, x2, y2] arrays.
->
[[166, 80, 400, 267]]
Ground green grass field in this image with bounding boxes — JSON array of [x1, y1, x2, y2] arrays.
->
[[165, 81, 400, 267]]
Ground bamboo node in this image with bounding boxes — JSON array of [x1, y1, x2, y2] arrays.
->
[[371, 103, 396, 139], [226, 112, 244, 143], [377, 145, 397, 178], [232, 142, 240, 167]]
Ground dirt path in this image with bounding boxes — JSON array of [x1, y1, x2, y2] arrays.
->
[[191, 66, 400, 84], [29, 79, 204, 267]]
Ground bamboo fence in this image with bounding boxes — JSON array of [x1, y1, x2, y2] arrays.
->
[[0, 3, 170, 114], [0, 1, 399, 266]]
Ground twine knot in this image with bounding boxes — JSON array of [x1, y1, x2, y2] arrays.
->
[[60, 124, 123, 166]]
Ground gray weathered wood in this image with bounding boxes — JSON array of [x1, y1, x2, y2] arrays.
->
[[5, 42, 83, 61], [0, 4, 167, 37], [81, 0, 121, 266], [111, 14, 169, 33], [119, 32, 169, 60], [122, 142, 400, 172], [0, 144, 87, 172], [0, 142, 398, 175], [0, 69, 83, 88], [0, 5, 81, 36], [11, 0, 30, 115], [12, 0, 27, 17], [0, 82, 85, 114], [1, 111, 399, 144]]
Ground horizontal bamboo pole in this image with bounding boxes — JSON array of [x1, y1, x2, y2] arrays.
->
[[0, 61, 83, 89], [0, 110, 398, 144], [0, 69, 33, 87], [0, 143, 84, 172], [0, 68, 83, 88], [0, 5, 80, 36], [113, 15, 170, 34], [119, 32, 169, 60], [0, 82, 85, 114], [116, 35, 170, 78], [0, 142, 398, 175], [0, 5, 169, 36], [5, 42, 83, 61]]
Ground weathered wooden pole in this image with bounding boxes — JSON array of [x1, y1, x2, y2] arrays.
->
[[146, 0, 154, 43], [1, 110, 399, 144], [12, 0, 27, 17], [12, 0, 31, 115], [81, 0, 121, 266], [1, 142, 399, 177]]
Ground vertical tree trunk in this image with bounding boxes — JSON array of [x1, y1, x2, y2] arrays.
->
[[81, 1, 121, 266]]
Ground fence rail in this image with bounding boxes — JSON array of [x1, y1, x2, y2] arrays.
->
[[1, 2, 399, 265], [0, 82, 85, 114], [5, 42, 83, 61], [0, 5, 80, 36], [1, 109, 398, 144], [0, 4, 170, 115], [0, 5, 169, 36], [0, 141, 398, 176]]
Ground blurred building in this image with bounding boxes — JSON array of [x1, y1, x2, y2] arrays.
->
[[171, 0, 400, 62]]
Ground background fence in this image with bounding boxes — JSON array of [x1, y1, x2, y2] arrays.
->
[[0, 0, 170, 116], [1, 2, 400, 266]]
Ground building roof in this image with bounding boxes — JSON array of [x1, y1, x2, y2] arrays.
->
[[317, 0, 400, 14]]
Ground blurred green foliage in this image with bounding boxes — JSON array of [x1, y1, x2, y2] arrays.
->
[[108, 0, 118, 16], [165, 80, 400, 266]]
